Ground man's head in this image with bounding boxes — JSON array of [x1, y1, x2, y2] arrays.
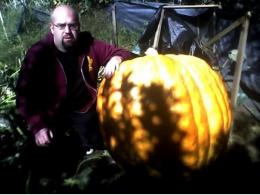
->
[[50, 5, 80, 52]]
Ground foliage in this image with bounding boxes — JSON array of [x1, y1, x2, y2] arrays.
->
[[80, 9, 140, 50], [0, 6, 48, 113]]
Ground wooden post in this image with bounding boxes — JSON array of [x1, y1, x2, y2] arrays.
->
[[204, 14, 247, 48], [112, 3, 118, 47], [0, 10, 9, 41], [231, 12, 251, 108], [153, 7, 165, 49]]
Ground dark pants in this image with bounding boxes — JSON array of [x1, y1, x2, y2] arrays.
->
[[68, 110, 105, 152]]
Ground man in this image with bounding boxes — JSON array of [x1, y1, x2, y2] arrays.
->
[[15, 4, 133, 183]]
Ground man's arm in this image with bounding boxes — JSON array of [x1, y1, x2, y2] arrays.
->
[[103, 55, 123, 79], [16, 45, 54, 146], [91, 39, 135, 79]]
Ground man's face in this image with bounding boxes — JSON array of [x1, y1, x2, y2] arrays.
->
[[50, 7, 80, 52]]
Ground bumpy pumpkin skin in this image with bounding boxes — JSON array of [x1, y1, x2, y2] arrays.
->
[[97, 52, 232, 176]]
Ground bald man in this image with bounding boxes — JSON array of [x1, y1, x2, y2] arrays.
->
[[16, 5, 133, 158]]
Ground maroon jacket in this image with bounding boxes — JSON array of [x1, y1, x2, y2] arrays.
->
[[16, 31, 133, 134]]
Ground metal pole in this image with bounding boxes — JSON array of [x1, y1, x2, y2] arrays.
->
[[231, 12, 251, 108]]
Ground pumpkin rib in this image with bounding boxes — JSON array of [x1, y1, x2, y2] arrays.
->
[[195, 58, 231, 135], [179, 55, 227, 160], [210, 71, 233, 134], [161, 54, 207, 168], [177, 63, 202, 168], [189, 58, 227, 161], [97, 79, 107, 123], [177, 56, 211, 168], [188, 58, 225, 131], [196, 57, 231, 131], [177, 55, 231, 161], [157, 55, 177, 86], [208, 70, 230, 134]]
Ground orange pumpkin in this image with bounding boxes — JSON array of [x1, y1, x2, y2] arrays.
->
[[97, 48, 232, 177]]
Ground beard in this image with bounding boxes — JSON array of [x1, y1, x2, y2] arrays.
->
[[62, 36, 77, 50]]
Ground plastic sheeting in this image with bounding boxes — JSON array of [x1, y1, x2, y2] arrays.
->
[[108, 1, 161, 33], [111, 1, 260, 121], [137, 6, 215, 62]]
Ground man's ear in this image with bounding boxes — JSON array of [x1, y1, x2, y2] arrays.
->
[[50, 24, 54, 34]]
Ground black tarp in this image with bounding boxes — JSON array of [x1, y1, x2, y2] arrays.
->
[[137, 5, 216, 63], [111, 1, 260, 121]]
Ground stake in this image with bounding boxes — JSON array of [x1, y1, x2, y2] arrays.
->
[[0, 10, 9, 41], [231, 12, 251, 108], [153, 7, 165, 49], [204, 14, 247, 48], [112, 3, 118, 47]]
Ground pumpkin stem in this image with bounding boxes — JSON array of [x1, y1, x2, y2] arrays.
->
[[145, 47, 158, 56]]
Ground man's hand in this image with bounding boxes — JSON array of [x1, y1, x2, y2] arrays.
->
[[35, 128, 53, 147], [104, 56, 123, 79]]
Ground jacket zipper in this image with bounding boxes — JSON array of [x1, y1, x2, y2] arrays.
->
[[77, 55, 97, 113]]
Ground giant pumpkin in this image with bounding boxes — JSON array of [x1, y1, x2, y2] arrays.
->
[[97, 48, 232, 177]]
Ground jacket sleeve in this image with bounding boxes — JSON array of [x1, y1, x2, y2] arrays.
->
[[91, 39, 135, 67], [15, 47, 49, 135]]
